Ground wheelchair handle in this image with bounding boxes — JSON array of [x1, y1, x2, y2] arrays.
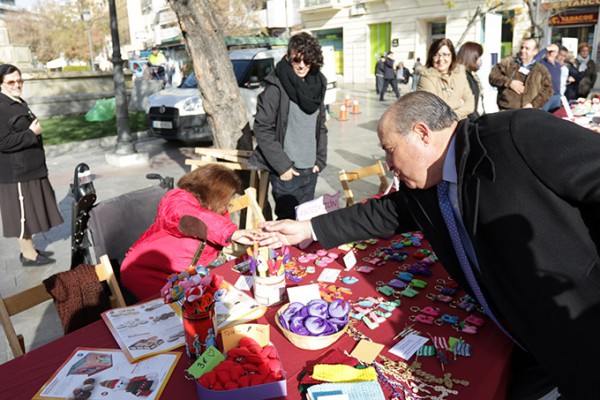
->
[[146, 173, 174, 190]]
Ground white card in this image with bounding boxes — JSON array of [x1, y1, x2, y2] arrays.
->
[[234, 275, 253, 291], [287, 283, 321, 305], [317, 268, 341, 283], [388, 333, 429, 360], [343, 250, 357, 270]]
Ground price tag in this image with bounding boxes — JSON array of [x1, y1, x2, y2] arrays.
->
[[388, 333, 429, 360], [343, 250, 357, 270], [220, 323, 270, 353], [187, 345, 224, 379], [287, 283, 321, 305]]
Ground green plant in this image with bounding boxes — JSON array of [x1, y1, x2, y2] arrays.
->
[[62, 65, 92, 72], [40, 111, 147, 146]]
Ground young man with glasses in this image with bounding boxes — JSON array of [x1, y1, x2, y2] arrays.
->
[[489, 38, 553, 110], [250, 32, 328, 220]]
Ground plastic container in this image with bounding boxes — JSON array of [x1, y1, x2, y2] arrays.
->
[[252, 273, 286, 306]]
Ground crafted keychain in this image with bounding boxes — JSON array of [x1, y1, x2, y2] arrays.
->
[[398, 287, 420, 298]]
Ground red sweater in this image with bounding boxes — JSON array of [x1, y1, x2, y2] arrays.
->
[[121, 189, 237, 300]]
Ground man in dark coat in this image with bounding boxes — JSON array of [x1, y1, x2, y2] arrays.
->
[[259, 91, 600, 399], [379, 51, 400, 101], [375, 55, 385, 94]]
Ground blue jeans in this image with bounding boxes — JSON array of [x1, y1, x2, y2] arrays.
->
[[269, 168, 318, 220], [542, 95, 561, 112]]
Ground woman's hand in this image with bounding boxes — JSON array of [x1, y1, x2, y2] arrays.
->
[[231, 229, 268, 245]]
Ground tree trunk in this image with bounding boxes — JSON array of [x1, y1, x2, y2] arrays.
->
[[167, 0, 248, 149]]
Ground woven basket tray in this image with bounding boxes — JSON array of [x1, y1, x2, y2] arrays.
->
[[274, 303, 348, 350]]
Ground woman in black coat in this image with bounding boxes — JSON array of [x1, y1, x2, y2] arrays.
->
[[0, 64, 63, 266], [566, 42, 597, 100]]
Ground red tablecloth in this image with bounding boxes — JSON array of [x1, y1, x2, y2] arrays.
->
[[0, 234, 513, 400]]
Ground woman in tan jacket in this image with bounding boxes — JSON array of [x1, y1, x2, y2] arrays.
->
[[418, 38, 474, 120]]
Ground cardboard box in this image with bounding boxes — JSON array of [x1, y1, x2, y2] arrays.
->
[[196, 377, 287, 400]]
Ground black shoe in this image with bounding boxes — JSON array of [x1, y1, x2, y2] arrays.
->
[[36, 248, 54, 257], [20, 253, 56, 266]]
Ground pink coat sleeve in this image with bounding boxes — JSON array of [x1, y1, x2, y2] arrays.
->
[[158, 189, 237, 246]]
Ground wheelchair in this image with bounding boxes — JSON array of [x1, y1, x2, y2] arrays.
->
[[70, 163, 174, 275]]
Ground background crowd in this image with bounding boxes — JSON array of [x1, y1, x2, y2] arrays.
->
[[377, 37, 597, 118]]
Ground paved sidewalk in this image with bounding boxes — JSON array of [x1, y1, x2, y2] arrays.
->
[[0, 81, 408, 364]]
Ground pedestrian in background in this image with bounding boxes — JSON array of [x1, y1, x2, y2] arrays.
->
[[418, 38, 474, 120], [375, 55, 385, 94], [566, 42, 597, 100], [557, 46, 576, 97], [412, 57, 423, 91], [534, 43, 562, 112], [148, 46, 167, 84], [0, 64, 63, 266], [489, 38, 553, 110], [395, 61, 410, 92], [457, 41, 485, 120], [250, 32, 328, 220], [379, 51, 400, 101]]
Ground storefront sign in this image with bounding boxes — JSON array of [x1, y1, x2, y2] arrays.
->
[[543, 0, 600, 8], [550, 12, 598, 25]]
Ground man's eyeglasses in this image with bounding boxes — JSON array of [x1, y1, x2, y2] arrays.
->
[[433, 53, 452, 61], [3, 79, 24, 86]]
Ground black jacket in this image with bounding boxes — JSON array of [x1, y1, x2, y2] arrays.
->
[[383, 57, 396, 80], [249, 72, 328, 176], [0, 93, 48, 183], [312, 110, 600, 399]]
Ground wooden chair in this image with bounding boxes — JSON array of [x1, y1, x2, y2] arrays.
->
[[229, 187, 266, 229], [225, 187, 266, 257], [339, 160, 389, 207], [0, 255, 126, 358], [185, 148, 270, 212]]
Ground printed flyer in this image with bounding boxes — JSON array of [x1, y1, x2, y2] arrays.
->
[[102, 298, 185, 362], [33, 347, 180, 400]]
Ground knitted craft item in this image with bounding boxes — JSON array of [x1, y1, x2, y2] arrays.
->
[[43, 264, 111, 334], [312, 364, 377, 382], [299, 348, 362, 386]]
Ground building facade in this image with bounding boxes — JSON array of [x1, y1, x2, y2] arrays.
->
[[117, 0, 600, 85]]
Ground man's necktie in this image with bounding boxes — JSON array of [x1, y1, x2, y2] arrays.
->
[[437, 180, 518, 343]]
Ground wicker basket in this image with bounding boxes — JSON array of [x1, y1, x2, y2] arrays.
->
[[275, 303, 348, 350]]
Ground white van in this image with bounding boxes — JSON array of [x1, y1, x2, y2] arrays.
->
[[146, 46, 337, 144], [146, 48, 285, 144]]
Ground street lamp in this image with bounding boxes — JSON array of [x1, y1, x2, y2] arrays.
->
[[81, 10, 95, 72]]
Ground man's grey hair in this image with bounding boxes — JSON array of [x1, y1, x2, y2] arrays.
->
[[378, 91, 458, 136], [522, 37, 539, 50]]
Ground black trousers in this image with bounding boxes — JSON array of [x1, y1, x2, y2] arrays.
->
[[379, 78, 400, 100]]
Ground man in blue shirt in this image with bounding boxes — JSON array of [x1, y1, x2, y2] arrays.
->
[[535, 43, 562, 112]]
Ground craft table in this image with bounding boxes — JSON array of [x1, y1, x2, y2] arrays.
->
[[0, 233, 513, 400]]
